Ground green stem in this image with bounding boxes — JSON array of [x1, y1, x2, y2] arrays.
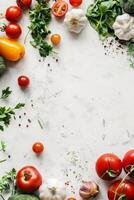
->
[[114, 167, 134, 200], [96, 12, 103, 30], [24, 29, 31, 44], [0, 159, 6, 163]]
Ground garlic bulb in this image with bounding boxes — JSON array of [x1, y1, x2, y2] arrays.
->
[[64, 9, 87, 34], [113, 13, 134, 41], [79, 181, 99, 199], [39, 178, 67, 200]]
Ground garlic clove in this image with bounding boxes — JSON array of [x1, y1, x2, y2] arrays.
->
[[79, 181, 99, 199]]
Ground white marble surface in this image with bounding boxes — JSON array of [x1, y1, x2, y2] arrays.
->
[[1, 0, 134, 199]]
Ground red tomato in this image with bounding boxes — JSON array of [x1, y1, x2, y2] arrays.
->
[[18, 76, 30, 88], [6, 6, 22, 22], [16, 166, 42, 192], [108, 180, 134, 200], [123, 149, 134, 178], [69, 0, 82, 7], [5, 23, 22, 39], [32, 142, 44, 154], [16, 0, 32, 10], [52, 0, 68, 18], [96, 153, 122, 181]]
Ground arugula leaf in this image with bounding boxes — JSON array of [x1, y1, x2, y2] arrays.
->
[[29, 0, 53, 57], [86, 0, 123, 39], [0, 87, 12, 100]]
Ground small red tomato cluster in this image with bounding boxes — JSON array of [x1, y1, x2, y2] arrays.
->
[[96, 150, 134, 200], [2, 0, 32, 39]]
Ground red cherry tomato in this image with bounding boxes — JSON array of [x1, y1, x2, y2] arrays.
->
[[108, 180, 134, 200], [6, 6, 22, 22], [52, 0, 68, 18], [5, 23, 22, 39], [18, 76, 30, 88], [69, 0, 82, 7], [32, 142, 44, 154], [16, 0, 32, 10], [123, 149, 134, 178], [96, 153, 122, 181], [16, 166, 42, 192]]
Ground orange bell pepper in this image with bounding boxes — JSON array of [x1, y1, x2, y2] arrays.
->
[[0, 37, 25, 61]]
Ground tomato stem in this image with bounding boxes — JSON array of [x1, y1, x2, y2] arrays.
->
[[24, 172, 31, 181], [113, 166, 134, 200]]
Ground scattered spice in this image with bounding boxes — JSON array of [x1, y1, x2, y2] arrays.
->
[[28, 119, 31, 123], [38, 120, 43, 129]]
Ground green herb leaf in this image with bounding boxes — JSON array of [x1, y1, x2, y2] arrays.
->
[[128, 42, 134, 56], [14, 103, 25, 109], [0, 169, 16, 194], [86, 0, 123, 39], [29, 0, 53, 57], [0, 87, 12, 100], [0, 141, 6, 152], [0, 103, 25, 131]]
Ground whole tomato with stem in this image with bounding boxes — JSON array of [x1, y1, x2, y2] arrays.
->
[[52, 0, 68, 18], [6, 23, 22, 39], [16, 166, 42, 192], [16, 0, 32, 10], [123, 149, 134, 178], [108, 179, 134, 200], [5, 6, 22, 22], [96, 153, 122, 181]]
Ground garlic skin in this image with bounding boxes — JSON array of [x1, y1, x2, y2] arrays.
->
[[39, 178, 67, 200], [79, 181, 99, 199], [64, 9, 87, 34], [113, 13, 134, 41]]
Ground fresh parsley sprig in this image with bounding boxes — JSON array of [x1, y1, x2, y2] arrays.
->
[[0, 103, 25, 131], [29, 0, 53, 57], [0, 169, 16, 195], [0, 87, 12, 100]]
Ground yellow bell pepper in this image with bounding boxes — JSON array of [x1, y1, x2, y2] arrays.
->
[[0, 37, 25, 62]]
